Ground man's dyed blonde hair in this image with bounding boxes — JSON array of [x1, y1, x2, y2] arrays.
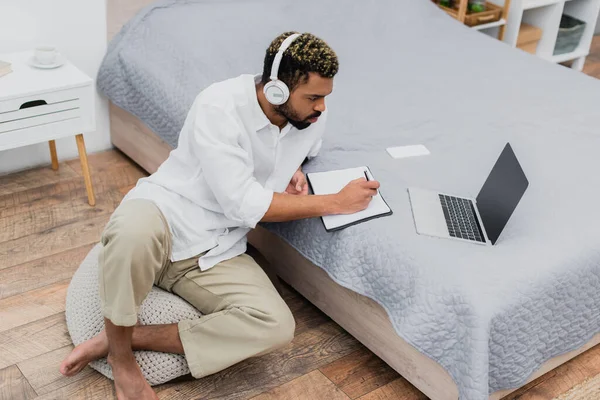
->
[[261, 32, 339, 91]]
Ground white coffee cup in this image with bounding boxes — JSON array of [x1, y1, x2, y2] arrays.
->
[[34, 45, 57, 65]]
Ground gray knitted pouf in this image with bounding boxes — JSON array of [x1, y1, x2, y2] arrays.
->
[[65, 243, 203, 385]]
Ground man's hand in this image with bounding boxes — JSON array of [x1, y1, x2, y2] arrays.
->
[[334, 178, 380, 214], [261, 175, 380, 223], [285, 168, 309, 195]]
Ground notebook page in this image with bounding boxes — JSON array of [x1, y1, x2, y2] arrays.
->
[[308, 167, 391, 230]]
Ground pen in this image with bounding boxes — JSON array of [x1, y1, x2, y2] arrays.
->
[[364, 170, 378, 195]]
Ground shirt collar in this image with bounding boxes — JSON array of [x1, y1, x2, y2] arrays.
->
[[251, 74, 292, 134]]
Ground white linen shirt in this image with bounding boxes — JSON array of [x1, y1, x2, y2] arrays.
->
[[122, 74, 326, 270]]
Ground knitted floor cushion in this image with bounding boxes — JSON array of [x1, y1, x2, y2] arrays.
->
[[65, 243, 203, 385]]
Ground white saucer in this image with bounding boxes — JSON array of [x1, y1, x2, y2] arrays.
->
[[28, 54, 65, 69]]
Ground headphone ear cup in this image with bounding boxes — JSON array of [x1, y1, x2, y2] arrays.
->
[[264, 80, 290, 105]]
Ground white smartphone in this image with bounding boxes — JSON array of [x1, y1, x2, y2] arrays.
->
[[386, 144, 430, 159]]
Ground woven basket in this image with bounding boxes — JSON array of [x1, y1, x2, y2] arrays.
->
[[437, 1, 503, 27], [554, 14, 586, 55]]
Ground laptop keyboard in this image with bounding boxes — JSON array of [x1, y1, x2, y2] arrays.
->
[[438, 194, 485, 243]]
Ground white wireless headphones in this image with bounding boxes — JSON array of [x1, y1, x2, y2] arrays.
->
[[263, 33, 302, 105]]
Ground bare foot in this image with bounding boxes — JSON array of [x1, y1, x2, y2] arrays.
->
[[108, 354, 158, 400], [60, 329, 108, 377]]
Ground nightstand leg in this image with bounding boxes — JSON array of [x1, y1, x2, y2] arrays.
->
[[48, 140, 59, 170], [75, 134, 95, 206]]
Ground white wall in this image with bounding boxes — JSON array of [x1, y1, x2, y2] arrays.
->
[[0, 0, 111, 175]]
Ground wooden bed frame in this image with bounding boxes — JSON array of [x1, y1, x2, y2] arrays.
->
[[106, 2, 600, 399]]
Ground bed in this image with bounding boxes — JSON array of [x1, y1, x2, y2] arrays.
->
[[104, 1, 600, 399]]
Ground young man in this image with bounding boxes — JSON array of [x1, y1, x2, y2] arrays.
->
[[60, 32, 379, 400]]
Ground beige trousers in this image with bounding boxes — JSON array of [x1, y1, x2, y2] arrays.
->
[[98, 199, 295, 378]]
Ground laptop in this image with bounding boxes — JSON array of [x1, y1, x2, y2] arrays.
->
[[407, 143, 529, 245]]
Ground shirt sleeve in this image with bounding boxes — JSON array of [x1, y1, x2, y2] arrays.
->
[[193, 104, 273, 228]]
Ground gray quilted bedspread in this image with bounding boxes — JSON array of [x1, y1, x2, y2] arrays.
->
[[97, 0, 600, 398]]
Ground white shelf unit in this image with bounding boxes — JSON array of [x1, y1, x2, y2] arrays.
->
[[435, 0, 511, 39], [504, 0, 600, 70], [473, 18, 508, 30], [478, 0, 511, 38]]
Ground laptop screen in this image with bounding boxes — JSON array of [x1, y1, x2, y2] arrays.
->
[[476, 143, 529, 245]]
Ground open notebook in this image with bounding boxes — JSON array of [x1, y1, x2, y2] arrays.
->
[[306, 166, 393, 232]]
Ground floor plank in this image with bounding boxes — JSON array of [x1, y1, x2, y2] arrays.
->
[[0, 280, 68, 334], [65, 149, 145, 177], [0, 365, 37, 400], [320, 347, 400, 399], [583, 43, 600, 78], [17, 345, 96, 396], [283, 283, 332, 336], [501, 370, 558, 400], [0, 182, 131, 244], [0, 244, 93, 300], [0, 214, 109, 271], [250, 370, 350, 400], [0, 163, 79, 197], [356, 378, 429, 400], [118, 184, 136, 196], [34, 372, 116, 400], [66, 164, 146, 201], [0, 180, 79, 219], [511, 343, 600, 400], [586, 37, 600, 62], [0, 164, 143, 221], [0, 149, 145, 224], [155, 321, 361, 400], [0, 313, 71, 370]]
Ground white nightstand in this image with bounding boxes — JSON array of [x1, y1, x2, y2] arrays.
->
[[0, 51, 96, 206]]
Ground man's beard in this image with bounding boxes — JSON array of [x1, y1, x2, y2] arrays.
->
[[276, 103, 321, 131]]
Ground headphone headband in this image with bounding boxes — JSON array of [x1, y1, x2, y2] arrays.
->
[[270, 33, 301, 81]]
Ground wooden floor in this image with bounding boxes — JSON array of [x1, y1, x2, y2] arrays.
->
[[2, 37, 600, 400]]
